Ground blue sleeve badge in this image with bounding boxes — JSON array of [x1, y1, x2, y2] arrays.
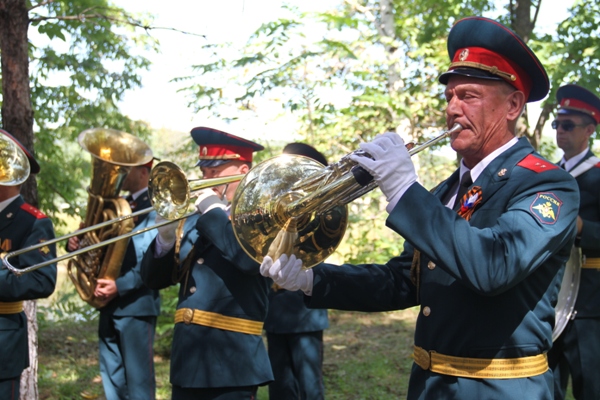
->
[[530, 192, 562, 224]]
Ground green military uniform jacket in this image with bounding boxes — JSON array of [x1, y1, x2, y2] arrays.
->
[[307, 138, 579, 400], [0, 196, 57, 379], [141, 208, 273, 389]]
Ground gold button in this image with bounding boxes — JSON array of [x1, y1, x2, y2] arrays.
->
[[427, 261, 436, 270], [423, 306, 431, 316], [183, 308, 194, 324], [190, 286, 196, 294], [196, 258, 204, 264]]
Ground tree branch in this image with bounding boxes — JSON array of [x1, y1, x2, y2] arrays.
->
[[29, 0, 56, 12], [29, 8, 205, 38]]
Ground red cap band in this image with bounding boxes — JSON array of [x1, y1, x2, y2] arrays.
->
[[198, 144, 254, 163], [559, 98, 600, 124], [449, 46, 532, 99]]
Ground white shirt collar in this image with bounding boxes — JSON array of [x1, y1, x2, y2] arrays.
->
[[128, 187, 148, 201], [0, 194, 20, 214], [560, 147, 589, 172], [459, 137, 519, 183], [447, 137, 518, 208]]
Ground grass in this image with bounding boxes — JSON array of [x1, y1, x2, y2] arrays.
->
[[38, 305, 418, 399], [37, 267, 575, 399]]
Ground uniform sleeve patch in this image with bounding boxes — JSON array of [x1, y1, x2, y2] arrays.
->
[[20, 203, 47, 219], [530, 192, 562, 225], [517, 154, 559, 173]]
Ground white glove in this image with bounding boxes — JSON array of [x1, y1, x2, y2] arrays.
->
[[155, 214, 177, 248], [260, 254, 313, 295], [349, 132, 417, 206], [195, 189, 228, 214]]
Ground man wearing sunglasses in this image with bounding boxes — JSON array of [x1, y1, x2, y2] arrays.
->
[[549, 83, 600, 400]]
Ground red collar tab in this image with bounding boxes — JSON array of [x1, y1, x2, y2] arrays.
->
[[517, 154, 559, 173], [20, 203, 47, 219]]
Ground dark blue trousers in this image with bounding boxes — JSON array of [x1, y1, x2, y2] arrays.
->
[[0, 378, 19, 400], [266, 330, 324, 400], [549, 318, 600, 400], [171, 385, 258, 400], [98, 314, 157, 400]]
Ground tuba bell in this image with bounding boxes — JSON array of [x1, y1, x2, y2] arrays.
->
[[231, 124, 462, 269], [67, 128, 153, 308]]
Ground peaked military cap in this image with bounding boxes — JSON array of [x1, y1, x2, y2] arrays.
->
[[0, 128, 40, 174], [556, 84, 600, 125], [439, 16, 549, 103], [191, 126, 264, 168]]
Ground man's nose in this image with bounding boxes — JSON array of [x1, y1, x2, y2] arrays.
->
[[446, 97, 462, 118]]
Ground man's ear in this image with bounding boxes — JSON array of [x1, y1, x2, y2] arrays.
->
[[506, 90, 527, 122], [238, 163, 250, 174]]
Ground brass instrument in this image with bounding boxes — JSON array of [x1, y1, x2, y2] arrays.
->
[[553, 246, 581, 341], [0, 130, 30, 186], [67, 128, 154, 308], [3, 124, 461, 277], [0, 162, 243, 276], [231, 123, 463, 269]]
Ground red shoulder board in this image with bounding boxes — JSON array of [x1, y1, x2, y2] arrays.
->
[[20, 203, 47, 219], [595, 162, 600, 168], [516, 154, 559, 173]]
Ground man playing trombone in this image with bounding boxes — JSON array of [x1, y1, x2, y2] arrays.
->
[[141, 127, 273, 399], [0, 129, 57, 400], [261, 16, 579, 399]]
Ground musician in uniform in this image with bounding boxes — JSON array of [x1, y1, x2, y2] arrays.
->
[[141, 127, 272, 400], [264, 143, 329, 400], [0, 129, 57, 399], [67, 160, 160, 400], [260, 17, 580, 399], [548, 84, 600, 400]]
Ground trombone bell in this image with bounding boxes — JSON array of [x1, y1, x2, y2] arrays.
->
[[148, 161, 245, 220]]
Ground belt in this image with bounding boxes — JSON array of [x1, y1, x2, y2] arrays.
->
[[0, 301, 24, 314], [412, 345, 548, 379], [174, 308, 263, 336], [582, 257, 600, 269]]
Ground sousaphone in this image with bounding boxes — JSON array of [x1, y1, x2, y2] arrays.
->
[[553, 246, 581, 341]]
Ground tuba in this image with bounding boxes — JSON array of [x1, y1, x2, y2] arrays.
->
[[67, 128, 153, 308], [231, 124, 462, 269]]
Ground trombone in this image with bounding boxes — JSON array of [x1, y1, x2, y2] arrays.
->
[[1, 161, 243, 276], [2, 123, 462, 275]]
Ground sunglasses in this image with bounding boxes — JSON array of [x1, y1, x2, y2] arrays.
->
[[551, 119, 587, 132]]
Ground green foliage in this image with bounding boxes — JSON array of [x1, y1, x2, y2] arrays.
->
[[176, 0, 497, 264], [154, 285, 179, 357], [173, 0, 600, 265], [15, 0, 158, 224]]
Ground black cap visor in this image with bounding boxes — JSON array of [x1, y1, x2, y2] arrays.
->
[[439, 67, 504, 85], [196, 159, 233, 168]]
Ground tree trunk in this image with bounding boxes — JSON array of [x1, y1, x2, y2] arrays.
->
[[20, 301, 38, 400], [510, 0, 545, 150], [0, 2, 40, 399], [0, 0, 37, 205]]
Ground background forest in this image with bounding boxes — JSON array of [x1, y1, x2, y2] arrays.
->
[[0, 0, 598, 398]]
